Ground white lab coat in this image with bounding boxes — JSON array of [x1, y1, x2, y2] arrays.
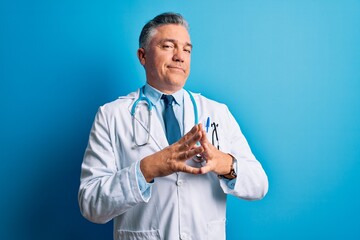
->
[[78, 88, 268, 240]]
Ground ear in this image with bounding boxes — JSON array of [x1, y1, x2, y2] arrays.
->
[[137, 48, 146, 66]]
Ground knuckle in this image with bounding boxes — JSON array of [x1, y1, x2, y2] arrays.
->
[[170, 162, 178, 171]]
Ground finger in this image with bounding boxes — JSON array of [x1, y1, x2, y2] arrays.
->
[[178, 146, 204, 160], [178, 163, 201, 175], [177, 125, 200, 145], [199, 163, 213, 174], [199, 128, 210, 146], [178, 129, 203, 152], [200, 127, 220, 159], [199, 132, 212, 159]]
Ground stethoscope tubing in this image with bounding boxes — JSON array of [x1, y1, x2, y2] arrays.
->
[[131, 87, 199, 147]]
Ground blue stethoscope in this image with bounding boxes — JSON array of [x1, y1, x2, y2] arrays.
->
[[131, 86, 199, 147]]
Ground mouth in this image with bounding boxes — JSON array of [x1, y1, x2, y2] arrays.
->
[[167, 65, 185, 73]]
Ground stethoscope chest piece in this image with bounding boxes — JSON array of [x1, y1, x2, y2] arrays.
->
[[193, 154, 205, 163]]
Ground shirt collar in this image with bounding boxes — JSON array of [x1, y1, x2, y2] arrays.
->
[[143, 83, 184, 106]]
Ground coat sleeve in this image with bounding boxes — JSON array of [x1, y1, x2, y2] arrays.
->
[[219, 106, 269, 200], [78, 106, 148, 224]]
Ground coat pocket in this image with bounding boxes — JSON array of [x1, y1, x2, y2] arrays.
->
[[116, 229, 161, 240], [207, 219, 226, 240]]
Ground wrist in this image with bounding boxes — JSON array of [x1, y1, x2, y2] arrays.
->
[[140, 157, 155, 183], [218, 154, 237, 180]]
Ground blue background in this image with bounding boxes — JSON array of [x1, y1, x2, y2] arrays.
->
[[1, 0, 359, 239]]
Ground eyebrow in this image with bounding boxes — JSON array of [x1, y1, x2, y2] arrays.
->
[[161, 38, 193, 49]]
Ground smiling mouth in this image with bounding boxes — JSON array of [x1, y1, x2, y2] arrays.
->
[[168, 66, 185, 73]]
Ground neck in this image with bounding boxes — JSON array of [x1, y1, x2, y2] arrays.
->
[[146, 82, 183, 95]]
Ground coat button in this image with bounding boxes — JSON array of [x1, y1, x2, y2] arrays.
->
[[176, 179, 184, 186], [180, 232, 189, 240]]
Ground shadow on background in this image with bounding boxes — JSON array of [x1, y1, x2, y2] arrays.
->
[[4, 60, 129, 239]]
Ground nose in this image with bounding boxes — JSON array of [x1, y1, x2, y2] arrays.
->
[[172, 48, 185, 62]]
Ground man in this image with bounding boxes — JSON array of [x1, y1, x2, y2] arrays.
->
[[78, 12, 268, 240]]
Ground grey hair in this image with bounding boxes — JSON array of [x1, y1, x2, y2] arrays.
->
[[139, 12, 189, 49]]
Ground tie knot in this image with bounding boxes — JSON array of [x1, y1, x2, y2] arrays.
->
[[162, 94, 175, 106]]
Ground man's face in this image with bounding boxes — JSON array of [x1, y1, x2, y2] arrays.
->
[[138, 24, 192, 94]]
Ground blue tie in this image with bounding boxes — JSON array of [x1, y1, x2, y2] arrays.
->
[[162, 95, 181, 145]]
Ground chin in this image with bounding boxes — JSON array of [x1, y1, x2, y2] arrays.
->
[[170, 79, 187, 88], [168, 74, 188, 84]]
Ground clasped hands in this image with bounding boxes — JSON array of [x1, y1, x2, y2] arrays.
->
[[140, 124, 233, 182]]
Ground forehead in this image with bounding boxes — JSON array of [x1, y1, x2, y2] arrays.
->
[[150, 24, 191, 44]]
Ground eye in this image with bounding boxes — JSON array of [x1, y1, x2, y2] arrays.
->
[[184, 48, 192, 54], [162, 43, 174, 49]]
